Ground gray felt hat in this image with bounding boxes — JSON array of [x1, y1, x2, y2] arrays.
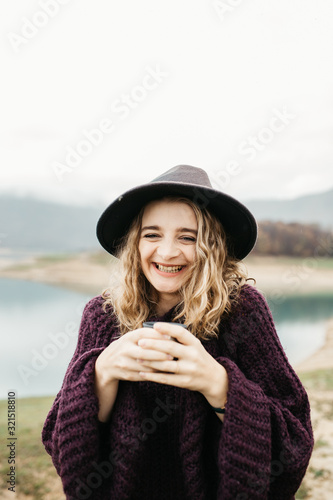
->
[[96, 165, 257, 260]]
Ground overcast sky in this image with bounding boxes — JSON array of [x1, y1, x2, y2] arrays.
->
[[1, 0, 333, 207]]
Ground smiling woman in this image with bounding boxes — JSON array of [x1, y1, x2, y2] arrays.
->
[[139, 200, 197, 310], [102, 192, 248, 342], [42, 165, 313, 500]]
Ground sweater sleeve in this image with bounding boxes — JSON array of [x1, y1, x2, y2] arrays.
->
[[41, 296, 114, 499], [216, 286, 313, 500]]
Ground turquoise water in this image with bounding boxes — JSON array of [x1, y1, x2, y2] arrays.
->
[[0, 278, 91, 400], [0, 278, 332, 399], [267, 294, 333, 366]]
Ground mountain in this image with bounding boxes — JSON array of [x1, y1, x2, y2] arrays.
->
[[245, 188, 333, 229], [0, 188, 332, 254], [0, 195, 103, 253]]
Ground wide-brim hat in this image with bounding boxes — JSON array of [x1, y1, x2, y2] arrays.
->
[[96, 165, 257, 260]]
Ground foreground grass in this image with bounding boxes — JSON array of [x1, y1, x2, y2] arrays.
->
[[299, 368, 333, 392], [0, 396, 63, 499], [297, 368, 333, 498]]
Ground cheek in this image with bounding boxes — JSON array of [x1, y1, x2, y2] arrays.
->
[[138, 243, 150, 268], [187, 247, 196, 263]]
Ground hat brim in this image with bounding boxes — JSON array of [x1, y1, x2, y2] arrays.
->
[[96, 181, 257, 260]]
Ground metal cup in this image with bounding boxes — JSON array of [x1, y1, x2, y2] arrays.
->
[[142, 321, 187, 343], [143, 321, 187, 329]]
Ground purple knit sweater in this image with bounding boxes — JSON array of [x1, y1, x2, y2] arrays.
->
[[42, 285, 313, 499]]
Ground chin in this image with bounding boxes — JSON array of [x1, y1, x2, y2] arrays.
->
[[154, 284, 180, 294]]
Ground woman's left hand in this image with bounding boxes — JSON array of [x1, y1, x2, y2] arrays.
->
[[137, 322, 228, 409]]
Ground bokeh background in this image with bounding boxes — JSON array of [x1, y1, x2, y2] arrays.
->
[[1, 1, 333, 498]]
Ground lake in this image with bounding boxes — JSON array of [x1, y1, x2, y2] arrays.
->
[[0, 278, 332, 399]]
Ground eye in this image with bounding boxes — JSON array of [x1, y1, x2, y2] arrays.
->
[[180, 236, 196, 242], [143, 233, 160, 239]]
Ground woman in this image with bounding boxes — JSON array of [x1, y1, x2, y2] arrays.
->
[[42, 165, 313, 500]]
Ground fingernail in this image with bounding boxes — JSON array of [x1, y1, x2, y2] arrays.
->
[[162, 334, 171, 340]]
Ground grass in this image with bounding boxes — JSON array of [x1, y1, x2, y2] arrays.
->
[[314, 438, 330, 449], [3, 253, 73, 272], [88, 251, 116, 266], [298, 368, 333, 391], [0, 396, 64, 499], [36, 254, 73, 264], [3, 251, 114, 272], [3, 263, 33, 272], [7, 252, 333, 272], [298, 369, 333, 419], [296, 482, 311, 499], [309, 467, 327, 479], [35, 251, 116, 267]]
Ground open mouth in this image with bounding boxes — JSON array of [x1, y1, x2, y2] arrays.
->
[[154, 263, 186, 274]]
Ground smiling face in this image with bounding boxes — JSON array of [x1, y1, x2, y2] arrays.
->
[[138, 199, 197, 312]]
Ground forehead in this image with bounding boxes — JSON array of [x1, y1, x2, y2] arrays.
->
[[141, 199, 197, 225]]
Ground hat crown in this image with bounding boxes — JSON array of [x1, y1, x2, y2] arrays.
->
[[97, 164, 257, 260], [151, 165, 212, 188]]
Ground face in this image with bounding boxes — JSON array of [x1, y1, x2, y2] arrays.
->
[[138, 200, 197, 307]]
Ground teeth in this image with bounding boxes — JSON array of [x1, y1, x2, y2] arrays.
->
[[156, 264, 184, 273]]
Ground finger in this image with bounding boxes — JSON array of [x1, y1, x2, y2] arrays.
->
[[152, 322, 197, 346], [126, 357, 157, 372], [139, 370, 185, 387], [137, 338, 183, 359], [118, 367, 159, 383], [114, 357, 158, 375], [131, 328, 172, 343], [135, 347, 174, 362], [131, 340, 174, 361], [138, 359, 178, 373]]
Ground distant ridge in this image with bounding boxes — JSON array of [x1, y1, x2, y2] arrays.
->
[[0, 195, 102, 253], [245, 188, 333, 229], [0, 188, 332, 253]]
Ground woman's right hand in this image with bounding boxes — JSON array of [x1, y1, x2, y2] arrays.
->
[[94, 327, 173, 422], [95, 327, 173, 386]]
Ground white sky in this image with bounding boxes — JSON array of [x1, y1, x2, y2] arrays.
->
[[1, 0, 333, 207]]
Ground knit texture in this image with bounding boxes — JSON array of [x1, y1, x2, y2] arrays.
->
[[42, 285, 313, 499]]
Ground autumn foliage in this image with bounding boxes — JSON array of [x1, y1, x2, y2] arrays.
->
[[252, 221, 333, 257]]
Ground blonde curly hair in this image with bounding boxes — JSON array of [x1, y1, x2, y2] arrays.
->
[[102, 196, 249, 340]]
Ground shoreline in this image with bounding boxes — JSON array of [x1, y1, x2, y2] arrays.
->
[[1, 252, 333, 373], [294, 318, 333, 373], [1, 252, 333, 295]]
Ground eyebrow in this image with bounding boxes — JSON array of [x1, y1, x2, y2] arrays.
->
[[141, 225, 197, 235]]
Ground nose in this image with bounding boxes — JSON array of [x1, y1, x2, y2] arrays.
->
[[156, 237, 181, 261]]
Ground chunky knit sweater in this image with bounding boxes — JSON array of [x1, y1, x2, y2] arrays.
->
[[42, 285, 313, 500]]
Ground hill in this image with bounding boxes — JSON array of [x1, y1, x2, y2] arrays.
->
[[246, 188, 333, 229], [0, 195, 102, 253], [0, 188, 332, 253]]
